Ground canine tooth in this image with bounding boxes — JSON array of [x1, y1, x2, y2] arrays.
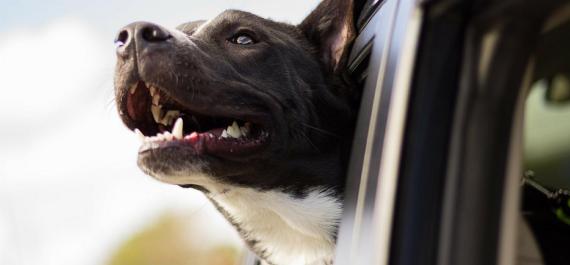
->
[[134, 129, 145, 143], [150, 86, 157, 96], [129, 85, 137, 95], [152, 93, 160, 106], [172, 118, 183, 139], [221, 129, 229, 138], [151, 105, 163, 123]]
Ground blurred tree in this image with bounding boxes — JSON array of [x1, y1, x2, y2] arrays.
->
[[107, 212, 239, 265]]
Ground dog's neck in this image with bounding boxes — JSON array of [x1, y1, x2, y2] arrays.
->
[[150, 151, 345, 264], [203, 182, 341, 265]]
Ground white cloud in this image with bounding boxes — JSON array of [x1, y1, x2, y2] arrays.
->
[[0, 18, 109, 126]]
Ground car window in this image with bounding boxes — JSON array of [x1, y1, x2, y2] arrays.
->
[[521, 6, 570, 265]]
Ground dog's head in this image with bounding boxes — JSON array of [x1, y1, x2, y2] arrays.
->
[[114, 0, 357, 194]]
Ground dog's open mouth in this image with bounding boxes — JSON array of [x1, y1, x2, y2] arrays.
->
[[124, 81, 270, 157]]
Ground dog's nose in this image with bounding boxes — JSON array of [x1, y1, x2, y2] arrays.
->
[[115, 22, 172, 57]]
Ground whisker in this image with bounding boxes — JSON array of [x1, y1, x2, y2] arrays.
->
[[106, 97, 116, 110], [297, 129, 321, 152], [300, 123, 340, 138]]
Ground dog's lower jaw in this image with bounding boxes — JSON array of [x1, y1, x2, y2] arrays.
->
[[148, 169, 342, 265]]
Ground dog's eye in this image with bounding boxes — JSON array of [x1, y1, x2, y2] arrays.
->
[[229, 34, 256, 45]]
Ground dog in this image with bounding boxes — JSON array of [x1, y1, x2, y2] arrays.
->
[[114, 0, 357, 264]]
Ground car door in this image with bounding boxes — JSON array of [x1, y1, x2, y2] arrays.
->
[[338, 0, 569, 265]]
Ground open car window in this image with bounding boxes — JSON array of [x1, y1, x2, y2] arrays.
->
[[521, 5, 570, 264]]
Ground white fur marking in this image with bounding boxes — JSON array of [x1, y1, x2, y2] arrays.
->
[[214, 187, 341, 265], [149, 170, 341, 265]]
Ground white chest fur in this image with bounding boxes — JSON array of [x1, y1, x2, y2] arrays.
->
[[149, 171, 342, 264], [211, 187, 342, 265]]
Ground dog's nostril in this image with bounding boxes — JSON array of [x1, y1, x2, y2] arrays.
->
[[141, 25, 171, 42], [115, 30, 130, 47]]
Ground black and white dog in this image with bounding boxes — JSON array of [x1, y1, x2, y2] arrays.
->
[[114, 0, 357, 264]]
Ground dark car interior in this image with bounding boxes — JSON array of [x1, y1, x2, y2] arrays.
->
[[344, 1, 570, 265]]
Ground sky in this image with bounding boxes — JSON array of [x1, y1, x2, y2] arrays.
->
[[0, 1, 320, 264]]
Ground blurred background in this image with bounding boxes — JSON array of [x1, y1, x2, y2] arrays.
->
[[0, 1, 319, 264]]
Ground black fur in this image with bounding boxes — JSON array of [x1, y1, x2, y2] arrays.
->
[[115, 0, 357, 195], [114, 0, 357, 263]]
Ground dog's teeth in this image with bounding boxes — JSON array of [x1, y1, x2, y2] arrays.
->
[[226, 121, 242, 138], [151, 105, 163, 123], [226, 127, 238, 138], [164, 132, 174, 141], [149, 86, 157, 96], [129, 84, 137, 95], [160, 110, 180, 126], [221, 129, 229, 138], [134, 129, 145, 143], [152, 93, 160, 106], [156, 132, 168, 141], [172, 118, 183, 139]]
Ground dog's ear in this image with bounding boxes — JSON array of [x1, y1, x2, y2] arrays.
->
[[299, 0, 356, 74]]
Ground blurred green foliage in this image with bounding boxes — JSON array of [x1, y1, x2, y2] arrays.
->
[[107, 212, 240, 265], [524, 80, 570, 189]]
